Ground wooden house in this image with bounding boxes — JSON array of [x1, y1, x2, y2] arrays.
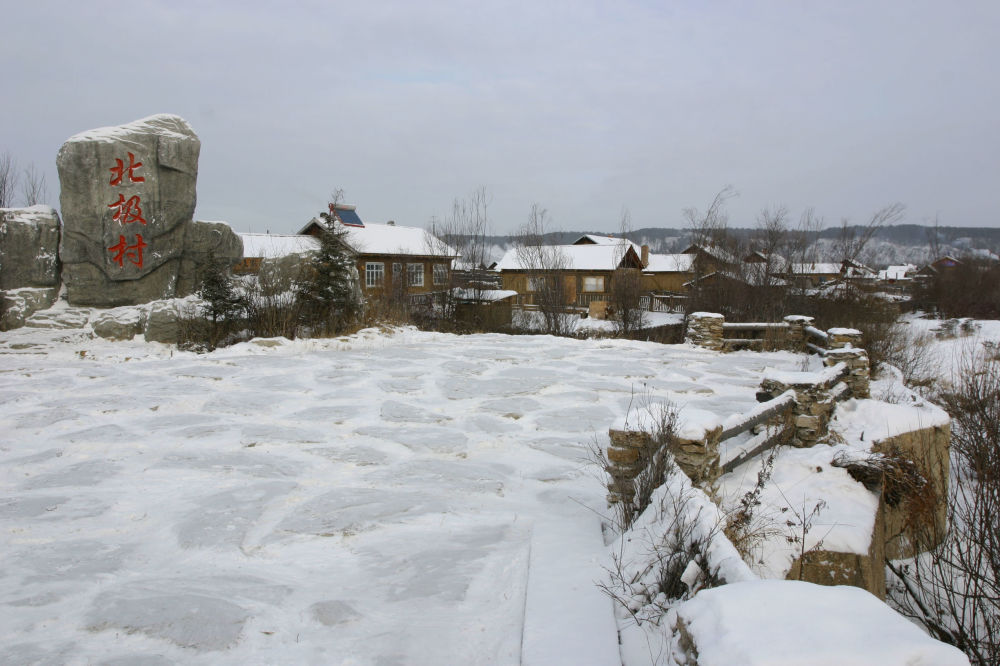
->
[[641, 253, 695, 293], [297, 205, 459, 297], [786, 262, 843, 288], [495, 243, 644, 307]]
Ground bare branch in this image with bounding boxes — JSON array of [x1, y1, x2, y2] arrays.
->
[[0, 152, 18, 208], [20, 162, 47, 206]]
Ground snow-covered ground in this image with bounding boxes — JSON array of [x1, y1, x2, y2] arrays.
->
[[0, 325, 800, 665]]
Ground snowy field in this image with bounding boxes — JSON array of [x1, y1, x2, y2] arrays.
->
[[0, 325, 803, 665]]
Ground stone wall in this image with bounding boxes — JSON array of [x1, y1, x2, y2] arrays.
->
[[874, 423, 951, 559], [685, 312, 724, 350], [759, 364, 854, 447], [787, 498, 887, 599]]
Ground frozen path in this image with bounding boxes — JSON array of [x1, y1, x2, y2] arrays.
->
[[521, 512, 620, 666], [0, 327, 802, 664]]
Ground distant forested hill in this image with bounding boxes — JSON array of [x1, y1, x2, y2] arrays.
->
[[475, 225, 999, 268]]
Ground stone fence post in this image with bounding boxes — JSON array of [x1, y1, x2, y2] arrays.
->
[[827, 327, 863, 349], [686, 312, 725, 351], [824, 347, 870, 398], [607, 411, 723, 504], [783, 315, 814, 352]]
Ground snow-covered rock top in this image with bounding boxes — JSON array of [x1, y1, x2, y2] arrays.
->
[[670, 580, 969, 666], [688, 311, 724, 319], [763, 362, 846, 387], [64, 113, 195, 143], [0, 205, 58, 224], [612, 405, 722, 441], [831, 398, 950, 445], [828, 327, 862, 336]]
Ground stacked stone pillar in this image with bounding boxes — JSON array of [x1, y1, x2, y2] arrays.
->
[[606, 429, 653, 504], [685, 312, 725, 351], [824, 347, 871, 398], [606, 422, 722, 504], [827, 327, 863, 349], [783, 315, 814, 352]]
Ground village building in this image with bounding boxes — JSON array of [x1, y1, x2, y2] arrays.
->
[[785, 261, 844, 288], [238, 204, 459, 298], [494, 243, 644, 308], [914, 255, 962, 280], [640, 253, 695, 293], [877, 264, 919, 283]]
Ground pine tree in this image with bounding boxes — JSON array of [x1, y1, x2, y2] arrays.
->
[[198, 250, 242, 348], [297, 206, 360, 335]]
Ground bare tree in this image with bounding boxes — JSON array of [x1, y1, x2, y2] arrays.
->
[[683, 185, 737, 248], [443, 186, 492, 271], [20, 163, 47, 206], [834, 202, 905, 265], [514, 204, 572, 336], [608, 206, 647, 336], [423, 187, 495, 329], [926, 213, 943, 264], [790, 208, 823, 265], [0, 152, 17, 208], [751, 205, 791, 289]]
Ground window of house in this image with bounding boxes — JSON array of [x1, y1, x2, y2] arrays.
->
[[583, 276, 605, 292], [433, 263, 448, 286], [407, 263, 424, 287], [528, 276, 546, 292], [392, 263, 402, 283], [365, 262, 384, 288]]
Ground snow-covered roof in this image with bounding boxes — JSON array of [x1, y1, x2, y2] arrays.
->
[[239, 233, 318, 258], [878, 264, 917, 281], [643, 253, 694, 273], [296, 218, 459, 258], [339, 223, 457, 257], [790, 262, 842, 275], [682, 243, 740, 265], [494, 244, 639, 271], [573, 234, 640, 251]]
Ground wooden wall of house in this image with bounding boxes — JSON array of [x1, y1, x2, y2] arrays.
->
[[357, 255, 452, 295], [641, 272, 692, 293], [501, 270, 614, 305]]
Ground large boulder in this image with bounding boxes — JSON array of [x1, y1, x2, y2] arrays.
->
[[58, 114, 199, 306], [92, 306, 147, 341], [1, 287, 59, 330], [177, 220, 244, 296], [56, 115, 243, 307], [0, 205, 61, 290]]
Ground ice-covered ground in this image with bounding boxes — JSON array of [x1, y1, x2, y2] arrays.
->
[[0, 325, 801, 665]]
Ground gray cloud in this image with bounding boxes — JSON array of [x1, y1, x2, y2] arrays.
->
[[2, 0, 998, 233]]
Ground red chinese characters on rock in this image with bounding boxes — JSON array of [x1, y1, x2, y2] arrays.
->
[[107, 194, 146, 225], [106, 152, 149, 269], [107, 234, 147, 268], [109, 152, 145, 186]]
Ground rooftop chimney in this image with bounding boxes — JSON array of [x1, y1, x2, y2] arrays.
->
[[641, 244, 649, 268]]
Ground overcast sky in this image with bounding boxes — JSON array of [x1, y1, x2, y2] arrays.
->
[[3, 1, 998, 234]]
